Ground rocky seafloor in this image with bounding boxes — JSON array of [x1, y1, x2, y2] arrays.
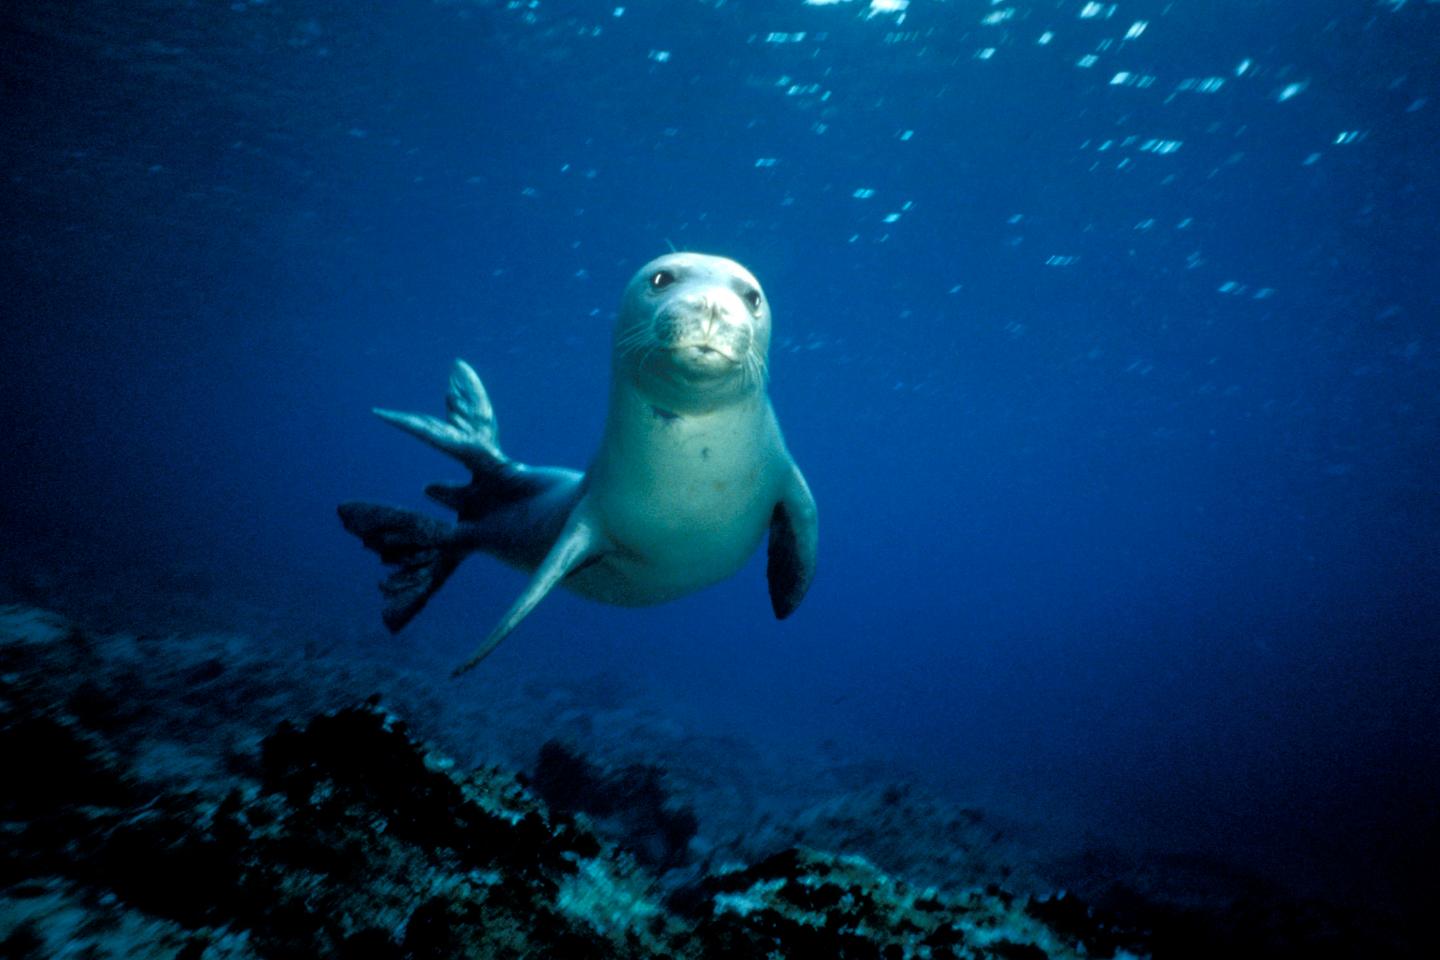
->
[[0, 603, 1400, 959]]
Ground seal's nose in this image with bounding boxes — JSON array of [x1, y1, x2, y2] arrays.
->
[[704, 290, 745, 323], [695, 293, 726, 337], [673, 289, 746, 347]]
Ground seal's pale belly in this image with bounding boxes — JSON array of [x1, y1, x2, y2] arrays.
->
[[566, 392, 786, 606]]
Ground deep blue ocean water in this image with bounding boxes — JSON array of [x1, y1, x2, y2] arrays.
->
[[3, 0, 1437, 922]]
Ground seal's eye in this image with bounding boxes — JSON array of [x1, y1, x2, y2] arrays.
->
[[743, 288, 763, 311], [650, 270, 676, 290]]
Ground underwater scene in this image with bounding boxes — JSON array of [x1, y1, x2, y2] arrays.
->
[[2, 1, 1437, 957]]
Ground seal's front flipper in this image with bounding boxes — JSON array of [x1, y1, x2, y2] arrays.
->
[[767, 466, 818, 619], [338, 502, 462, 632], [451, 506, 605, 678]]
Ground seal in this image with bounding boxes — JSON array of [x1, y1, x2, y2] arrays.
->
[[338, 252, 817, 676]]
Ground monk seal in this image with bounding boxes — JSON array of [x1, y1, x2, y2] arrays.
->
[[339, 252, 817, 676]]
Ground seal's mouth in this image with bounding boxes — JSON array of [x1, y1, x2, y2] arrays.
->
[[670, 343, 742, 366]]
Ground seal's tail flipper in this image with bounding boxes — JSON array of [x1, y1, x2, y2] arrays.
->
[[373, 359, 541, 515], [373, 357, 507, 465], [337, 502, 462, 632]]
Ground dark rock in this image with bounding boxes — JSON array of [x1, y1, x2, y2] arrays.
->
[[533, 738, 700, 871], [0, 713, 134, 815], [0, 921, 45, 960]]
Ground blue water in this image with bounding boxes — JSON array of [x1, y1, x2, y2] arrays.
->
[[4, 0, 1437, 919]]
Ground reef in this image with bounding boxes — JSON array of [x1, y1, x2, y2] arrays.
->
[[0, 605, 1396, 958], [531, 738, 699, 872], [0, 605, 1149, 959]]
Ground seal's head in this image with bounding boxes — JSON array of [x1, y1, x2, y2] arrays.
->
[[614, 253, 772, 409]]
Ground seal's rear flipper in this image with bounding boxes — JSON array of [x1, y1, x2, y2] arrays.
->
[[451, 506, 604, 678], [338, 502, 461, 632], [373, 359, 502, 469], [374, 359, 551, 516]]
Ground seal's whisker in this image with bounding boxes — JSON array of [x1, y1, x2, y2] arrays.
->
[[616, 325, 651, 345], [616, 326, 663, 358], [746, 351, 768, 387], [615, 331, 654, 361], [636, 342, 663, 374]]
